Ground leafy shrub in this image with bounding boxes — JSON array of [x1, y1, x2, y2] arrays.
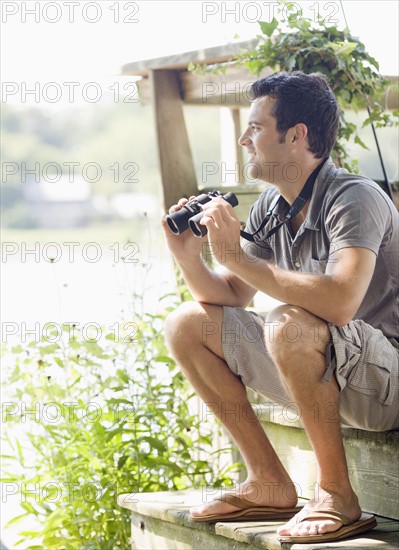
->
[[1, 295, 239, 549]]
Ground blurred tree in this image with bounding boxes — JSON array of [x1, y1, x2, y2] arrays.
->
[[1, 101, 222, 226]]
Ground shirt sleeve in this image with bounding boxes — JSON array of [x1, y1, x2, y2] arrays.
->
[[325, 181, 393, 255]]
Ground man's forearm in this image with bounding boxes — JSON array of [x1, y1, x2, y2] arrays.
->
[[176, 256, 250, 307], [227, 252, 355, 326]]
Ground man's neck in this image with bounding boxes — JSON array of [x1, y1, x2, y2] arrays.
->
[[276, 157, 324, 206]]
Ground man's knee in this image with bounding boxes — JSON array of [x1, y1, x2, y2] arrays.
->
[[164, 301, 223, 355], [265, 304, 330, 366], [165, 301, 201, 350]]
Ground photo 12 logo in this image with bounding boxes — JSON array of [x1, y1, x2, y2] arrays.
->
[[1, 1, 140, 24], [201, 2, 340, 24], [1, 81, 140, 104], [2, 161, 140, 184], [1, 480, 125, 504], [1, 320, 141, 344]]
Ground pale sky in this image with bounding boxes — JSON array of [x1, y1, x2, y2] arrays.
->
[[1, 0, 398, 106]]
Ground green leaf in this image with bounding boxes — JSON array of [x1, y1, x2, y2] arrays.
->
[[330, 41, 357, 57], [20, 502, 39, 515], [296, 18, 310, 32], [286, 55, 297, 71], [153, 355, 173, 363], [90, 456, 103, 470], [354, 135, 369, 149], [11, 344, 24, 353], [259, 18, 279, 37], [117, 455, 129, 469], [54, 357, 64, 367], [38, 343, 60, 356], [6, 512, 29, 526], [141, 436, 167, 453]]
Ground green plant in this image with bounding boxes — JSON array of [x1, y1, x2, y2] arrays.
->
[[1, 294, 240, 549], [189, 2, 398, 172]]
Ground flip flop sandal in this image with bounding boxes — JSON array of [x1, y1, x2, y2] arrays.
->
[[278, 510, 377, 543], [190, 493, 303, 522]]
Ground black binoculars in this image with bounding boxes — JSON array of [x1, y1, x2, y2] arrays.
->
[[165, 191, 239, 237]]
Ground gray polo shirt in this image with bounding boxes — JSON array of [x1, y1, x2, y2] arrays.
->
[[244, 157, 399, 338]]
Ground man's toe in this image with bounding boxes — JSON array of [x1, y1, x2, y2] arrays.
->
[[276, 519, 294, 536]]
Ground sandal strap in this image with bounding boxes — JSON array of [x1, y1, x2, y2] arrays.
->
[[217, 494, 257, 509], [299, 510, 352, 526]]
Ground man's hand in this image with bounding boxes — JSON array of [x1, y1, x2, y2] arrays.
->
[[200, 198, 243, 267], [161, 196, 206, 263], [162, 195, 257, 308]]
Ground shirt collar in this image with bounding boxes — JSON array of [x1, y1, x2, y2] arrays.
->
[[304, 157, 338, 230]]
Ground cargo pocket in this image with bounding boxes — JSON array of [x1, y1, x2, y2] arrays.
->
[[328, 323, 362, 392], [345, 330, 398, 406]]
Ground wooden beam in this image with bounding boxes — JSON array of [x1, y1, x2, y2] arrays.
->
[[230, 108, 245, 184], [138, 69, 398, 109], [180, 65, 273, 106], [137, 65, 273, 107], [151, 70, 199, 211], [122, 40, 259, 77]]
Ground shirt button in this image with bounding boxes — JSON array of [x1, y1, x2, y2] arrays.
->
[[294, 261, 301, 268]]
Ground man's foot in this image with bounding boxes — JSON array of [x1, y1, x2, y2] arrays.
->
[[277, 487, 361, 538], [190, 478, 298, 519]]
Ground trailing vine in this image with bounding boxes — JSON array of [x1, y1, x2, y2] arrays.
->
[[190, 2, 398, 172]]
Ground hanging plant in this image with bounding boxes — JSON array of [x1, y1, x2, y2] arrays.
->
[[189, 3, 398, 173]]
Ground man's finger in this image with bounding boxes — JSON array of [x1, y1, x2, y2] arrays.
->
[[168, 197, 192, 214], [202, 199, 233, 223]]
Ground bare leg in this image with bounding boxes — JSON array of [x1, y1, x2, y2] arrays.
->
[[265, 305, 361, 537], [165, 301, 297, 516]]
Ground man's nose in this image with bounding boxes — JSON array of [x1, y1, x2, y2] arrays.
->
[[238, 129, 251, 147]]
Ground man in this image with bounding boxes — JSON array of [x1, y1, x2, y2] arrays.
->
[[161, 71, 399, 544]]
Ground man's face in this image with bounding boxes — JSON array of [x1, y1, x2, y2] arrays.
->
[[239, 96, 288, 183]]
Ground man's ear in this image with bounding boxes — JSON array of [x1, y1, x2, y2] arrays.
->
[[292, 123, 308, 144], [295, 122, 308, 140]]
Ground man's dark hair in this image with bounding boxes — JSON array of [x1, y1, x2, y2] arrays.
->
[[249, 71, 339, 158]]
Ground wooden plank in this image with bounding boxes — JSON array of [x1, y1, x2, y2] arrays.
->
[[182, 69, 399, 108], [150, 69, 199, 210], [181, 65, 273, 106], [344, 436, 399, 519], [121, 40, 259, 77], [118, 491, 399, 550], [138, 65, 273, 107], [135, 70, 398, 110]]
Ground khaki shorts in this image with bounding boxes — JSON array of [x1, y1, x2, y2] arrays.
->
[[221, 306, 399, 432]]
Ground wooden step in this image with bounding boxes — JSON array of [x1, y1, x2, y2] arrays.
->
[[118, 490, 399, 550], [119, 404, 399, 548], [255, 404, 399, 520]]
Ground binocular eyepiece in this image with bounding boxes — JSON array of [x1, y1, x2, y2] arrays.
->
[[165, 191, 239, 237]]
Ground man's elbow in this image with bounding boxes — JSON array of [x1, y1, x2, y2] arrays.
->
[[327, 304, 358, 327], [330, 315, 352, 328]]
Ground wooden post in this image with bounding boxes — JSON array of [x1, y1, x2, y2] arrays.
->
[[150, 69, 198, 211], [230, 107, 244, 184]]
